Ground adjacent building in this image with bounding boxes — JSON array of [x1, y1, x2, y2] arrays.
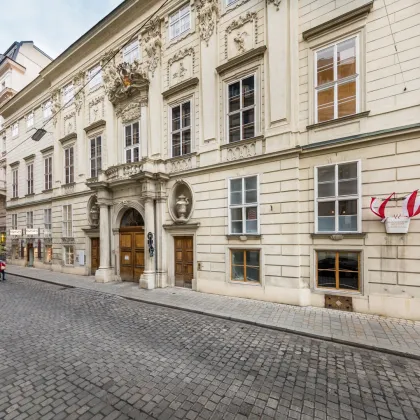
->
[[1, 0, 420, 319]]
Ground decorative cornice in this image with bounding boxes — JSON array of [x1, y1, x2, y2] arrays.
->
[[58, 132, 77, 145], [196, 0, 219, 46], [23, 154, 36, 162], [162, 77, 199, 99], [40, 146, 54, 154], [9, 160, 20, 167], [302, 1, 374, 41], [84, 119, 106, 133], [216, 46, 266, 74]]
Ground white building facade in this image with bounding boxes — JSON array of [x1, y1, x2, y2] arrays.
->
[[1, 0, 420, 320]]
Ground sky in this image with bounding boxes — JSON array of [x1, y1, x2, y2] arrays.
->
[[0, 0, 124, 59]]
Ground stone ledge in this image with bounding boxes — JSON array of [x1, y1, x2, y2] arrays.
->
[[311, 233, 367, 240], [40, 146, 54, 154], [59, 132, 77, 145], [307, 111, 370, 131], [163, 223, 200, 231], [220, 135, 264, 150]]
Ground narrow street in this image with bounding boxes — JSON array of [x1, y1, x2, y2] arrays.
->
[[0, 276, 419, 420]]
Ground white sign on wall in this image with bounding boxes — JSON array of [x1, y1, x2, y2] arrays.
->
[[10, 229, 22, 236], [26, 229, 39, 236], [78, 251, 85, 266]]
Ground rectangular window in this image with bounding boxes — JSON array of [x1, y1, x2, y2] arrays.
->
[[171, 101, 191, 157], [89, 65, 102, 89], [11, 214, 17, 230], [26, 112, 34, 129], [124, 122, 140, 163], [12, 122, 19, 137], [123, 41, 140, 64], [64, 147, 74, 184], [12, 168, 18, 198], [228, 75, 255, 143], [64, 246, 74, 265], [169, 5, 191, 40], [63, 83, 74, 105], [27, 163, 34, 195], [315, 37, 358, 123], [229, 175, 259, 234], [26, 211, 33, 229], [44, 209, 52, 231], [231, 249, 260, 282], [317, 251, 360, 291], [63, 205, 73, 237], [44, 156, 52, 190], [315, 161, 360, 233], [43, 100, 52, 119], [90, 136, 102, 178]]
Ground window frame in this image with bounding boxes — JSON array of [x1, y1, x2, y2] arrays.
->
[[12, 168, 18, 198], [44, 156, 53, 190], [26, 112, 34, 129], [63, 83, 74, 106], [27, 163, 34, 195], [315, 250, 361, 292], [62, 205, 73, 238], [314, 34, 360, 124], [44, 208, 52, 231], [26, 211, 33, 229], [88, 65, 102, 89], [314, 160, 362, 234], [89, 135, 102, 178], [123, 40, 140, 64], [169, 4, 191, 40], [11, 214, 18, 230], [63, 245, 74, 266], [12, 122, 19, 137], [64, 146, 74, 184], [123, 121, 140, 163], [43, 100, 52, 120], [230, 248, 261, 283], [170, 99, 192, 158], [228, 174, 260, 235]]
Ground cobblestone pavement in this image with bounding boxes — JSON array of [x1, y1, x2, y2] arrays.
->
[[1, 276, 420, 420]]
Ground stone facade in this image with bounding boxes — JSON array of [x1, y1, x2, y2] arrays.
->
[[1, 0, 420, 319]]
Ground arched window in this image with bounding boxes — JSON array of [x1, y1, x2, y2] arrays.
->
[[120, 209, 144, 227]]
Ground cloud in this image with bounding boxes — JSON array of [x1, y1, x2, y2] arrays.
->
[[0, 0, 124, 58]]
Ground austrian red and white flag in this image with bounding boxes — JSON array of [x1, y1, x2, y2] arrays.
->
[[402, 190, 420, 218], [370, 192, 394, 220]]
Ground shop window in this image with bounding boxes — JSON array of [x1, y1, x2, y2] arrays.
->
[[230, 249, 260, 283]]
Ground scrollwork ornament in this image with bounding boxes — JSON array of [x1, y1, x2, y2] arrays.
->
[[72, 71, 85, 115], [196, 0, 219, 46], [50, 89, 61, 127], [267, 0, 281, 11], [142, 17, 162, 76]]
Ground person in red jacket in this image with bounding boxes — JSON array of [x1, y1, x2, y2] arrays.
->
[[0, 260, 6, 281]]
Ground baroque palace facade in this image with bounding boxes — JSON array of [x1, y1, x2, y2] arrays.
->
[[1, 0, 420, 319]]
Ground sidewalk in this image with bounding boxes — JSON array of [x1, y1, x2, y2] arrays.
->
[[6, 264, 420, 359]]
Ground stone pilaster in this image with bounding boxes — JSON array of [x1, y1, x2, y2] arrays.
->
[[95, 202, 113, 283], [140, 197, 156, 289]]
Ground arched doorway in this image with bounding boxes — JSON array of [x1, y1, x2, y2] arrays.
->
[[119, 209, 145, 281]]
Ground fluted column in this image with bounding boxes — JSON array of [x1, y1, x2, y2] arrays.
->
[[140, 197, 156, 289]]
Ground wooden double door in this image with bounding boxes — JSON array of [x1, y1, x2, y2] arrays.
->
[[91, 238, 100, 275], [120, 227, 145, 282], [175, 236, 194, 288]]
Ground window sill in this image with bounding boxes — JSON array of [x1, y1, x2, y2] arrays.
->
[[42, 189, 53, 193], [228, 280, 262, 287], [307, 111, 370, 130], [62, 182, 76, 187], [221, 135, 264, 150], [227, 234, 261, 240], [312, 288, 363, 297], [10, 197, 19, 201], [24, 194, 35, 197], [167, 152, 197, 161], [311, 233, 366, 240]]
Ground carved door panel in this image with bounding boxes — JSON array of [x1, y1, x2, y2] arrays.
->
[[91, 238, 100, 275], [174, 236, 194, 288], [120, 230, 144, 281]]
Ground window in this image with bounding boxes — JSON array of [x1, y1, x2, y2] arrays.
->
[[26, 211, 33, 229], [11, 214, 17, 230], [317, 251, 360, 291], [89, 65, 102, 89], [124, 122, 140, 163], [44, 209, 52, 231], [315, 37, 358, 123], [315, 161, 360, 233], [43, 101, 52, 119], [12, 168, 18, 198], [169, 5, 191, 40], [64, 246, 74, 265], [63, 83, 74, 105], [26, 112, 34, 129], [90, 136, 102, 178], [231, 249, 260, 282], [2, 136, 5, 155], [44, 156, 52, 190], [27, 163, 34, 195], [12, 122, 19, 137], [64, 147, 74, 184], [123, 41, 140, 64], [229, 175, 259, 234], [226, 0, 237, 5], [171, 101, 191, 157], [227, 75, 256, 143], [63, 205, 73, 237]]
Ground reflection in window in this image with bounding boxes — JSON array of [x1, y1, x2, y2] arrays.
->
[[231, 249, 260, 282]]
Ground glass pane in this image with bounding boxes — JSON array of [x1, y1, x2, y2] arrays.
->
[[230, 192, 242, 205], [242, 76, 255, 108], [245, 189, 257, 204], [172, 106, 181, 131], [337, 38, 356, 80], [230, 178, 242, 192], [318, 217, 335, 232], [317, 46, 334, 86], [246, 220, 258, 234], [229, 127, 240, 143], [339, 271, 358, 290], [339, 199, 357, 215], [228, 82, 240, 112], [339, 162, 357, 180], [133, 122, 140, 144], [246, 207, 258, 221], [245, 176, 257, 190], [318, 87, 334, 122], [90, 140, 96, 158], [133, 147, 139, 162], [318, 270, 336, 288], [338, 200, 357, 231], [338, 81, 356, 118], [182, 102, 191, 127], [232, 251, 244, 264], [338, 180, 357, 196], [172, 133, 181, 157], [126, 150, 131, 163], [318, 165, 335, 183], [180, 14, 190, 33], [318, 182, 335, 198], [242, 109, 255, 139], [125, 125, 132, 146], [338, 252, 358, 271], [246, 267, 259, 282], [231, 208, 242, 221], [231, 221, 242, 234], [317, 251, 335, 270], [182, 130, 191, 155], [232, 265, 244, 281], [246, 251, 259, 266], [97, 158, 102, 172], [318, 201, 335, 217]]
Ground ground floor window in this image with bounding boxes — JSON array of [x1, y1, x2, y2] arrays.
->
[[64, 246, 74, 265], [45, 246, 52, 263], [316, 251, 360, 291], [230, 249, 260, 283]]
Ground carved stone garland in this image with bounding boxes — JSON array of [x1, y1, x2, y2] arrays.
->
[[225, 12, 258, 59], [115, 101, 142, 124], [167, 48, 195, 83], [73, 70, 85, 115], [142, 17, 162, 77], [267, 0, 281, 11], [50, 89, 61, 127], [196, 0, 219, 46]]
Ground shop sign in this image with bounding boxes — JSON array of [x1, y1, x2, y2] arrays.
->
[[10, 229, 22, 236], [26, 228, 39, 236]]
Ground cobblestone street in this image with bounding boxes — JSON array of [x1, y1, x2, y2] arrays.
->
[[1, 276, 420, 420]]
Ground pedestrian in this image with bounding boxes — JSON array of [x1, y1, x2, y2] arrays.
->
[[0, 260, 6, 281]]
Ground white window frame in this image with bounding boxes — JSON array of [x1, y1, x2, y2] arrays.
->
[[63, 245, 74, 265], [62, 205, 73, 238], [226, 73, 258, 144], [26, 211, 33, 229], [44, 156, 53, 190], [123, 121, 140, 163], [170, 99, 192, 158], [12, 168, 18, 198], [314, 35, 360, 124], [27, 163, 34, 195], [169, 4, 191, 40], [43, 100, 52, 119], [314, 160, 362, 234], [123, 41, 140, 64], [11, 214, 18, 230], [226, 0, 238, 6], [64, 146, 74, 184], [44, 209, 52, 231], [12, 122, 19, 137], [89, 135, 102, 178], [63, 83, 74, 106], [88, 65, 102, 89], [26, 112, 34, 129], [228, 174, 260, 235]]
